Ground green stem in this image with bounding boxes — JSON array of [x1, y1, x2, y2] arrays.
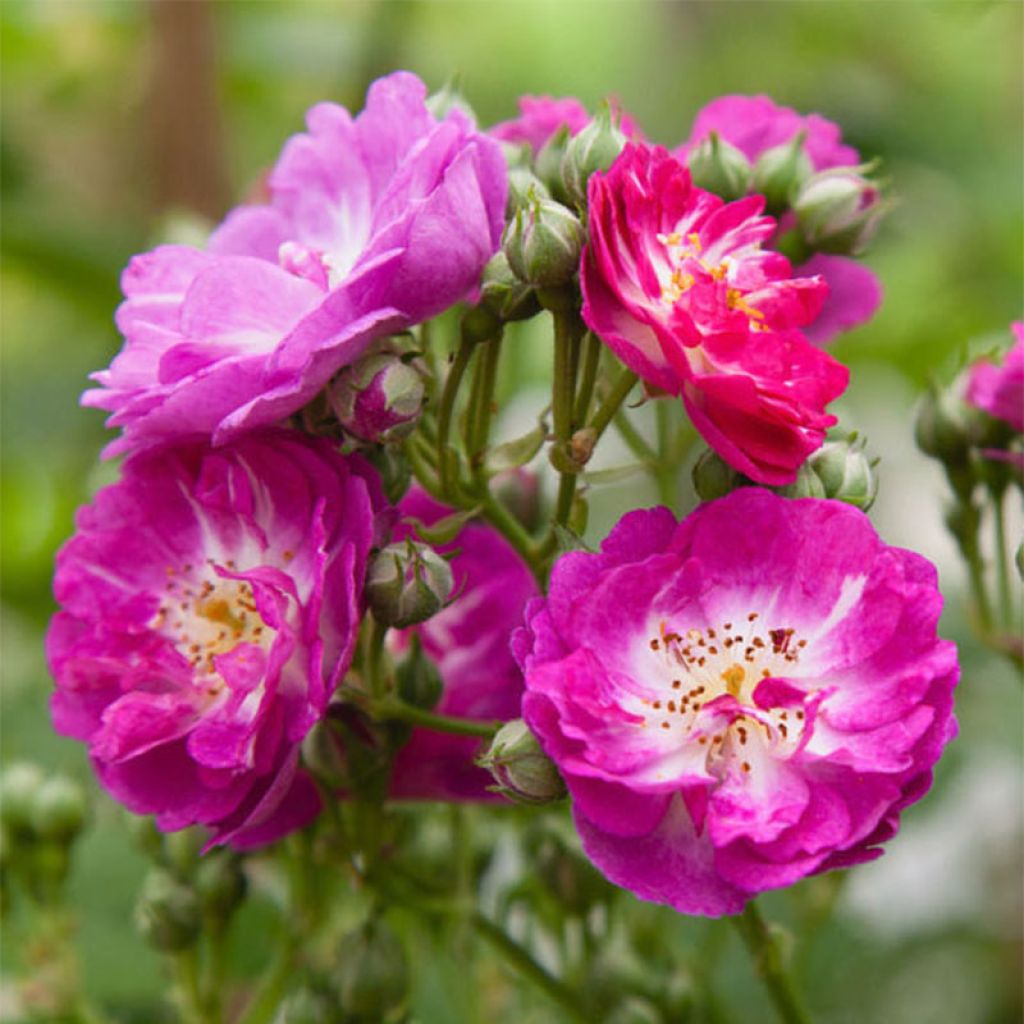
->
[[589, 367, 639, 443], [173, 947, 208, 1024], [365, 614, 389, 700], [437, 335, 476, 498], [235, 936, 296, 1024], [992, 486, 1012, 629], [613, 408, 657, 464], [469, 334, 504, 473], [472, 913, 590, 1024], [732, 901, 812, 1024], [573, 331, 603, 426], [200, 921, 228, 1023], [373, 699, 500, 738]]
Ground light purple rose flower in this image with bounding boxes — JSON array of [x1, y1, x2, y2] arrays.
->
[[85, 71, 507, 457], [389, 489, 540, 801], [47, 431, 388, 847], [676, 94, 881, 345], [514, 490, 958, 916]]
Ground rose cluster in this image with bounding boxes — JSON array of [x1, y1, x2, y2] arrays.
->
[[47, 73, 961, 917]]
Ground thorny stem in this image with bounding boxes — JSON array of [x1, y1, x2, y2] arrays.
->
[[732, 901, 813, 1024]]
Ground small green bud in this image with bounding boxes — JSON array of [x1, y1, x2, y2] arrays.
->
[[561, 103, 627, 207], [478, 719, 566, 805], [163, 826, 205, 880], [806, 435, 878, 510], [503, 195, 585, 289], [193, 850, 247, 921], [794, 165, 885, 255], [779, 461, 828, 500], [365, 539, 453, 629], [461, 301, 503, 344], [425, 77, 477, 126], [478, 252, 541, 323], [687, 132, 752, 200], [534, 124, 572, 203], [135, 868, 202, 952], [751, 133, 812, 214], [30, 776, 88, 843], [506, 166, 551, 215], [915, 383, 974, 467], [0, 762, 44, 835], [395, 638, 444, 712], [360, 444, 412, 505], [29, 839, 72, 897], [334, 919, 409, 1022], [692, 449, 743, 502], [125, 812, 166, 861]]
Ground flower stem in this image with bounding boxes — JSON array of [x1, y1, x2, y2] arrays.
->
[[471, 912, 591, 1023], [589, 367, 639, 443], [373, 698, 500, 738], [573, 331, 603, 425], [437, 334, 477, 498], [732, 901, 812, 1024], [992, 485, 1013, 629]]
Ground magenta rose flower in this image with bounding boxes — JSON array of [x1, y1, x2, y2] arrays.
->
[[85, 71, 507, 457], [676, 94, 882, 344], [582, 142, 847, 484], [966, 322, 1024, 433], [491, 94, 641, 152], [47, 432, 388, 847], [389, 489, 540, 801], [514, 490, 959, 916]]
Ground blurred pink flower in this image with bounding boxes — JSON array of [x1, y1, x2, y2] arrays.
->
[[491, 94, 640, 152], [966, 322, 1024, 433], [515, 491, 959, 916]]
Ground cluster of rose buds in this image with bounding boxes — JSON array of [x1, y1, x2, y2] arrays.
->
[[44, 71, 970, 936]]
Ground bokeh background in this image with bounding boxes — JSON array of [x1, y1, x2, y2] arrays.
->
[[2, 2, 1021, 1022]]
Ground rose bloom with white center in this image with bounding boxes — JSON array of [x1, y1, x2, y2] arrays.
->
[[46, 431, 387, 848], [513, 489, 959, 916]]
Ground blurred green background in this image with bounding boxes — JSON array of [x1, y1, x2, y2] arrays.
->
[[2, 1, 1021, 1022]]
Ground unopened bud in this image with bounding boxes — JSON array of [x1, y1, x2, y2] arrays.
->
[[0, 762, 44, 835], [751, 133, 812, 214], [334, 919, 409, 1022], [135, 868, 202, 952], [30, 776, 87, 843], [479, 719, 566, 805], [794, 166, 885, 255], [479, 252, 541, 323], [561, 103, 627, 207], [365, 540, 453, 629], [506, 166, 551, 215], [194, 849, 247, 921], [535, 124, 572, 203], [687, 132, 752, 201], [915, 383, 974, 467], [806, 435, 878, 510], [395, 638, 444, 712], [503, 195, 584, 289], [163, 826, 205, 880], [779, 461, 828, 500], [491, 468, 541, 532], [692, 449, 744, 502], [328, 345, 425, 445], [426, 77, 476, 126], [361, 444, 412, 505]]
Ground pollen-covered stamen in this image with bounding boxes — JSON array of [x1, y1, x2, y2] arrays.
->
[[152, 564, 277, 696], [637, 614, 810, 770]]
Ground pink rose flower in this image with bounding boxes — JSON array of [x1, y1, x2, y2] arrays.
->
[[47, 432, 388, 847], [389, 489, 540, 801], [85, 71, 507, 457], [582, 143, 847, 484], [675, 93, 858, 171], [515, 491, 959, 916], [491, 94, 641, 152], [966, 322, 1024, 433], [677, 94, 882, 345]]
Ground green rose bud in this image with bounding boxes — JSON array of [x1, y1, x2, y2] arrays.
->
[[30, 776, 88, 843], [534, 124, 572, 203], [0, 762, 44, 836], [478, 719, 566, 805], [506, 165, 551, 216], [478, 252, 541, 323], [503, 194, 585, 289], [779, 461, 828, 500], [687, 132, 752, 200], [806, 435, 878, 510], [561, 103, 627, 207], [365, 539, 453, 629], [395, 637, 444, 712], [794, 165, 886, 255], [334, 919, 409, 1022], [135, 868, 202, 952], [751, 132, 812, 214], [915, 382, 975, 468], [692, 448, 745, 502], [193, 850, 247, 921], [425, 77, 477, 125]]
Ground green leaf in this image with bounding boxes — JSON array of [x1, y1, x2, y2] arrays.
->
[[486, 422, 547, 473], [403, 508, 480, 546]]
